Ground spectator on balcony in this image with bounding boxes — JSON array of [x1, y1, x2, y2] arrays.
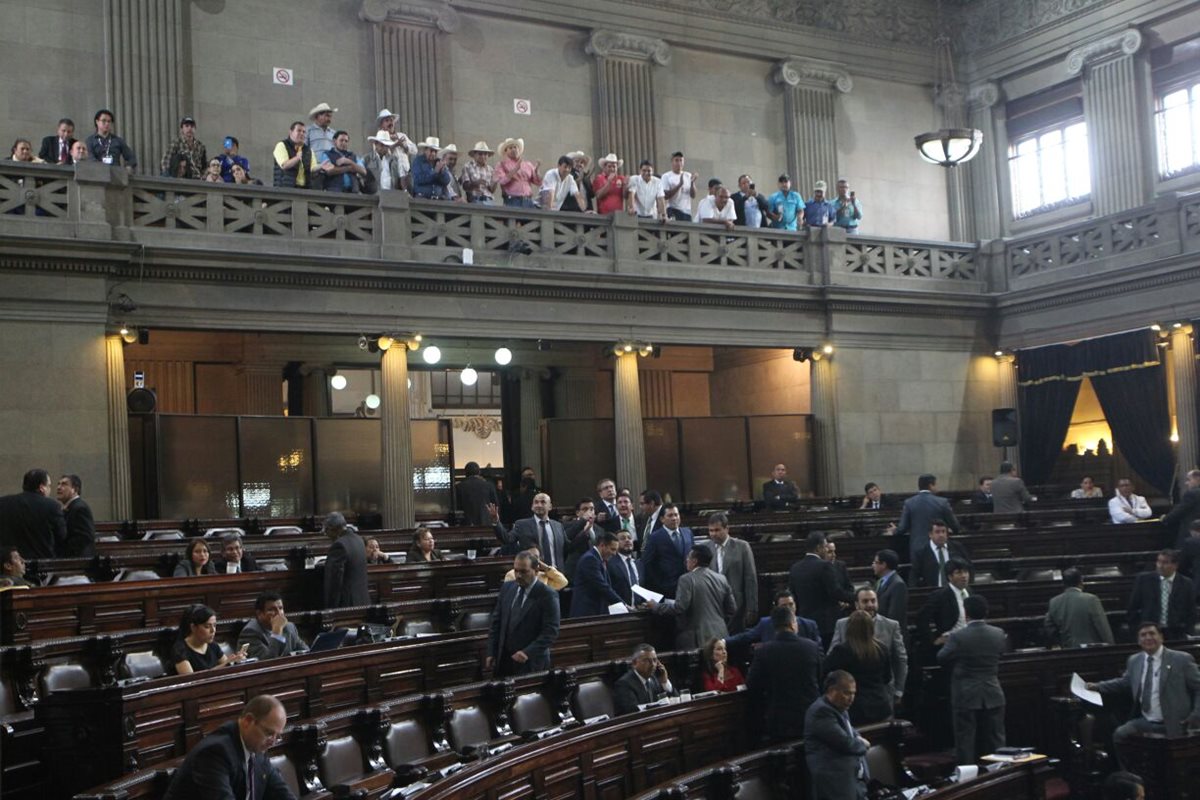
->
[[85, 109, 137, 169], [832, 178, 862, 234], [495, 137, 540, 208], [592, 153, 627, 216], [461, 141, 497, 204], [732, 175, 764, 228], [539, 155, 585, 211], [216, 136, 249, 183], [767, 174, 802, 232], [1072, 476, 1104, 499], [320, 130, 368, 194], [375, 108, 417, 176], [160, 116, 207, 180], [69, 140, 90, 163], [440, 144, 466, 202], [38, 119, 75, 165], [410, 136, 451, 200], [802, 181, 835, 229], [272, 121, 322, 189], [9, 139, 42, 163], [567, 150, 595, 211], [695, 185, 736, 232], [363, 131, 404, 192], [172, 604, 248, 674], [202, 158, 223, 183], [229, 162, 262, 186], [627, 160, 665, 221], [174, 538, 216, 577], [661, 151, 697, 222], [693, 178, 721, 222], [305, 102, 337, 161]]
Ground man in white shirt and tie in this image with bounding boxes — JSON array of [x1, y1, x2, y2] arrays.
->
[[911, 521, 971, 588], [917, 558, 972, 648], [614, 495, 639, 546], [491, 492, 566, 568], [1109, 478, 1153, 524], [607, 530, 642, 605]]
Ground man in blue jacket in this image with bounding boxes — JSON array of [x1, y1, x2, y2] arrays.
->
[[569, 531, 630, 617], [640, 503, 693, 599]]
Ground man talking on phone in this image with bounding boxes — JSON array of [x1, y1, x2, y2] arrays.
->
[[614, 643, 676, 715], [833, 177, 862, 234], [217, 136, 249, 183], [486, 551, 561, 677]]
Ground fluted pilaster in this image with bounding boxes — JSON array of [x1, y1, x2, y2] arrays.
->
[[809, 356, 841, 497], [519, 369, 545, 481], [774, 59, 852, 189], [105, 335, 132, 521], [238, 364, 282, 416], [553, 369, 597, 418], [302, 367, 330, 417], [1066, 28, 1150, 216], [103, 0, 187, 175], [613, 354, 647, 494], [587, 30, 670, 166], [1171, 328, 1198, 481], [947, 83, 1002, 242], [381, 347, 415, 528], [996, 354, 1020, 473]]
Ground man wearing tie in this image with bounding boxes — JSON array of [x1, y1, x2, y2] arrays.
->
[[937, 595, 1008, 764], [486, 551, 561, 677], [706, 511, 758, 632], [491, 492, 566, 570], [38, 119, 76, 165], [637, 490, 665, 550], [804, 671, 870, 800], [1088, 622, 1200, 768], [613, 644, 676, 715], [916, 558, 973, 649], [859, 482, 892, 511], [872, 549, 908, 625], [640, 503, 693, 599], [911, 521, 972, 588], [593, 477, 622, 533], [762, 463, 800, 509], [1127, 549, 1196, 641], [569, 531, 629, 617], [608, 530, 642, 605], [614, 495, 640, 548]]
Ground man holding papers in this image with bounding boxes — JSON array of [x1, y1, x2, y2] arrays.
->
[[569, 531, 631, 617], [646, 545, 736, 649]]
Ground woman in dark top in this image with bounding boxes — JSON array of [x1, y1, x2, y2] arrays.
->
[[700, 637, 745, 693], [407, 527, 443, 563], [365, 537, 392, 565], [823, 610, 893, 725], [173, 538, 216, 577], [172, 604, 246, 675]]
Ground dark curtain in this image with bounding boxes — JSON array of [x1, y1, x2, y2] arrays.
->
[[1017, 380, 1081, 487], [1091, 362, 1175, 495]]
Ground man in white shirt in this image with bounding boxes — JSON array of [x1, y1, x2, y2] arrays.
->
[[539, 156, 583, 211], [1110, 478, 1153, 524], [695, 185, 736, 231], [375, 108, 417, 178], [661, 150, 697, 221], [627, 160, 665, 220]]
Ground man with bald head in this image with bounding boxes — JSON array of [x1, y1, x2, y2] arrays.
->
[[163, 694, 295, 799], [762, 463, 800, 509], [491, 492, 566, 569], [322, 512, 368, 609]]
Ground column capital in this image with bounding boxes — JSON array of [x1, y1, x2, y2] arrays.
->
[[773, 58, 853, 94], [585, 29, 671, 66], [1065, 27, 1143, 76], [966, 82, 1002, 111], [359, 0, 460, 32]]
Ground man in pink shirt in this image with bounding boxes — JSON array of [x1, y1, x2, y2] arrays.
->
[[495, 137, 540, 208]]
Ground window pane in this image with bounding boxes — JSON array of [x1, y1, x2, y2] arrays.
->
[[1155, 80, 1200, 177], [1009, 119, 1090, 216]]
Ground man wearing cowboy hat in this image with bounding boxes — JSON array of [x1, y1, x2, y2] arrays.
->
[[593, 153, 627, 216], [462, 142, 498, 204], [410, 136, 451, 199], [306, 103, 338, 161], [566, 151, 595, 211], [495, 138, 540, 208], [803, 180, 836, 229], [363, 130, 404, 192], [440, 144, 467, 202], [375, 109, 417, 174]]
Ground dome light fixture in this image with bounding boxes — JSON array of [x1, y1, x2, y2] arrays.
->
[[377, 335, 394, 351], [422, 345, 442, 364], [494, 346, 513, 366], [460, 366, 478, 386], [364, 393, 381, 410], [330, 374, 348, 391]]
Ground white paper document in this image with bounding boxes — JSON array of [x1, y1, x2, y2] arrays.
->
[[631, 585, 664, 603], [608, 602, 629, 615], [1071, 672, 1103, 705]]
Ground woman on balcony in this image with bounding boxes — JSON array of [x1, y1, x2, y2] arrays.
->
[[9, 139, 44, 163]]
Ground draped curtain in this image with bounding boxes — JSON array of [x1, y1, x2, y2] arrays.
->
[[1091, 361, 1175, 495], [1017, 379, 1080, 487]]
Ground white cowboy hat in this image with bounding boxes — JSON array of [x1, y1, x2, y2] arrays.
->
[[439, 144, 458, 155], [376, 108, 398, 121], [598, 152, 623, 168], [468, 141, 494, 155], [498, 137, 524, 158], [418, 135, 441, 150], [813, 180, 828, 191], [566, 150, 587, 161], [308, 102, 338, 117], [366, 129, 393, 144]]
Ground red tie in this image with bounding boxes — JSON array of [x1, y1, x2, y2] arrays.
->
[[59, 140, 68, 163]]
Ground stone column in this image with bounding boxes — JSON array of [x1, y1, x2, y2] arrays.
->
[[105, 335, 132, 521], [1171, 327, 1198, 478], [519, 369, 545, 481], [301, 366, 330, 418], [238, 364, 282, 416], [553, 368, 597, 418], [103, 0, 188, 175], [946, 83, 1003, 242], [613, 353, 647, 495], [586, 30, 671, 166], [1066, 28, 1150, 216], [996, 354, 1021, 473], [360, 0, 461, 140], [380, 347, 415, 528], [773, 59, 852, 189], [810, 356, 841, 497]]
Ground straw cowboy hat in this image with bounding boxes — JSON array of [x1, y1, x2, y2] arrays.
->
[[417, 136, 442, 150], [566, 150, 591, 168], [598, 152, 624, 168], [498, 137, 524, 158], [439, 144, 458, 156], [366, 130, 393, 144], [468, 141, 494, 155], [376, 108, 398, 121], [308, 102, 337, 117]]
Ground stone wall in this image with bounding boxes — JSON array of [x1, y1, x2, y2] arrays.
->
[[709, 349, 812, 417]]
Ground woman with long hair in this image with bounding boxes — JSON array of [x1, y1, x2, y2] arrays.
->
[[173, 538, 216, 577], [172, 604, 247, 675], [823, 610, 893, 724], [700, 637, 744, 693], [407, 527, 443, 563]]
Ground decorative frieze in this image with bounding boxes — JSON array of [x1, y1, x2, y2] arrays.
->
[[359, 0, 461, 32], [773, 59, 853, 94], [585, 29, 671, 66], [1065, 27, 1143, 76]]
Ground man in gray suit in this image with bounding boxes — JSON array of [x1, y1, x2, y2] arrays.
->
[[937, 595, 1007, 763], [989, 461, 1031, 514], [647, 545, 736, 649], [894, 473, 959, 562], [491, 492, 566, 568], [706, 511, 758, 632], [1088, 621, 1200, 768], [322, 512, 369, 609], [237, 592, 309, 660], [804, 670, 870, 800], [830, 587, 908, 705], [1043, 568, 1114, 648]]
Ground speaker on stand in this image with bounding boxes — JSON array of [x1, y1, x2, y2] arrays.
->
[[127, 387, 157, 414], [992, 408, 1018, 462]]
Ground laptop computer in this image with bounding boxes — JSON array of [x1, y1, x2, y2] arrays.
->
[[308, 629, 350, 653]]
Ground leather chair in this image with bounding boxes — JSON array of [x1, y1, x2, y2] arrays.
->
[[735, 776, 773, 800], [317, 735, 366, 789], [117, 569, 162, 582], [384, 720, 433, 766], [866, 744, 899, 785], [121, 651, 167, 681], [142, 530, 185, 541], [402, 620, 434, 637], [0, 677, 15, 716], [47, 574, 91, 585], [511, 692, 555, 734], [1019, 568, 1059, 583], [459, 611, 492, 631], [269, 753, 303, 798], [39, 663, 92, 694], [448, 706, 492, 753], [571, 680, 615, 721], [264, 526, 303, 536], [205, 527, 245, 539]]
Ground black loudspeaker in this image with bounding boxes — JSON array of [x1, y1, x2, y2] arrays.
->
[[127, 388, 157, 414], [992, 408, 1018, 447]]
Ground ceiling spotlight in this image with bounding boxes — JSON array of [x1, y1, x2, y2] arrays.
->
[[377, 335, 394, 351], [623, 343, 633, 353], [330, 374, 348, 391], [364, 393, 381, 410], [821, 343, 834, 355], [461, 366, 478, 386], [120, 327, 138, 345], [612, 344, 625, 357], [494, 347, 513, 366], [422, 345, 442, 364], [406, 337, 420, 351], [994, 350, 1004, 358], [639, 345, 652, 357], [358, 335, 369, 350], [792, 347, 813, 363], [1150, 324, 1161, 331], [414, 334, 423, 343], [1173, 322, 1183, 329], [119, 323, 130, 336], [536, 339, 550, 352]]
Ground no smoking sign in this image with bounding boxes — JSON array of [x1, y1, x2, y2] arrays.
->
[[513, 98, 531, 115], [273, 67, 294, 86]]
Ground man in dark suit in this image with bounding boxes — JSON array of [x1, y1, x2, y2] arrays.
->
[[859, 482, 894, 511], [613, 643, 676, 715], [38, 118, 77, 165], [937, 595, 1008, 764], [873, 549, 908, 625], [1, 546, 33, 587], [56, 474, 95, 558], [162, 694, 295, 799], [1043, 568, 1115, 648], [762, 463, 800, 509], [486, 551, 561, 677], [706, 511, 758, 632], [637, 489, 665, 550], [894, 473, 959, 562], [910, 521, 972, 588], [607, 530, 642, 605], [640, 503, 693, 599], [570, 531, 628, 617], [563, 498, 599, 580], [212, 532, 262, 574], [788, 532, 855, 646], [491, 492, 567, 569], [455, 461, 498, 526], [727, 589, 823, 657], [990, 461, 1031, 514], [746, 606, 823, 743], [916, 558, 973, 651], [0, 468, 67, 559], [971, 477, 993, 509], [237, 592, 310, 660], [1127, 549, 1196, 640], [592, 477, 622, 533], [804, 670, 870, 800], [1180, 520, 1200, 578], [322, 512, 369, 609], [1166, 469, 1200, 546]]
